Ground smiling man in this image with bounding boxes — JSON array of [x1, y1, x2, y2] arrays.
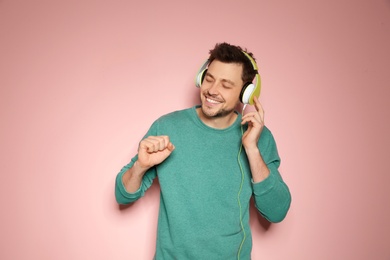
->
[[115, 42, 291, 260]]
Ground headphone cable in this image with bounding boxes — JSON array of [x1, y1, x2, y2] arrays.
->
[[237, 104, 247, 259]]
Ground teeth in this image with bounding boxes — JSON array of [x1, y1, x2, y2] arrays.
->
[[206, 98, 221, 104]]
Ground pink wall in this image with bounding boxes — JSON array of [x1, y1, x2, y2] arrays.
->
[[1, 0, 389, 259]]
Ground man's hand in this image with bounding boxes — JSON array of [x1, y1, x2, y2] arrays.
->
[[241, 97, 265, 151], [241, 97, 270, 183], [121, 135, 174, 193], [137, 135, 175, 170]]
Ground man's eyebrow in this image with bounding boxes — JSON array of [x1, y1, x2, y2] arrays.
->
[[206, 72, 236, 86]]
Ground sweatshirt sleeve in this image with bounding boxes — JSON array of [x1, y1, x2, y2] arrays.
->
[[115, 155, 157, 205], [114, 121, 159, 205], [252, 128, 291, 223]]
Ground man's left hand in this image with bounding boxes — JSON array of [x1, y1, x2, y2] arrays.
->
[[241, 96, 265, 150]]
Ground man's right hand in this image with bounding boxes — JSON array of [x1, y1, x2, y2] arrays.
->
[[137, 135, 175, 170], [122, 135, 175, 193]]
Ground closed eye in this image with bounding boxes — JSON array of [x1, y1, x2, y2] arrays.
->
[[205, 75, 214, 83], [222, 84, 232, 89]]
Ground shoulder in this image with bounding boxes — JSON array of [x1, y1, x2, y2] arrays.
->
[[149, 107, 195, 131], [259, 125, 277, 146], [156, 107, 194, 123], [261, 125, 273, 138], [259, 125, 280, 162]]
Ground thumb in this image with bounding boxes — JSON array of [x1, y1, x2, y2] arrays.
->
[[167, 142, 175, 152]]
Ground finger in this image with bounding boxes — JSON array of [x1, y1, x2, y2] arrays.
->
[[167, 142, 175, 151], [145, 139, 163, 152], [148, 136, 173, 152], [149, 137, 163, 151], [241, 114, 259, 125], [139, 139, 156, 153], [257, 102, 265, 122], [162, 136, 170, 148], [254, 97, 264, 117], [252, 98, 264, 121], [242, 111, 259, 118], [161, 136, 175, 151], [141, 137, 163, 152], [253, 96, 261, 111], [242, 112, 260, 122]]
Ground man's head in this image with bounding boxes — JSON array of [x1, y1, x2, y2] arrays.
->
[[197, 43, 258, 124]]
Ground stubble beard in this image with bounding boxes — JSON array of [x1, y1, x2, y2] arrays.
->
[[201, 102, 235, 118]]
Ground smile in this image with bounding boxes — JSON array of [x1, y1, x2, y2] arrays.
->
[[206, 97, 223, 104]]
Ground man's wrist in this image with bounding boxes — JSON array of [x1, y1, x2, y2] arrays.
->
[[133, 160, 150, 175], [243, 145, 260, 156]]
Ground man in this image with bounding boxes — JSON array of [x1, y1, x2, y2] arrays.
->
[[115, 42, 291, 260]]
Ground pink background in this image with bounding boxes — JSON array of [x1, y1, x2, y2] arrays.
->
[[1, 0, 390, 259]]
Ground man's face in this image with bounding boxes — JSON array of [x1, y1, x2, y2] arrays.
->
[[199, 60, 244, 118]]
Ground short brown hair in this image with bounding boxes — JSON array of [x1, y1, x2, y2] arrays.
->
[[208, 42, 257, 84]]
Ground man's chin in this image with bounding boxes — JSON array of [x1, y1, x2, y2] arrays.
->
[[201, 104, 232, 118], [200, 105, 215, 117]]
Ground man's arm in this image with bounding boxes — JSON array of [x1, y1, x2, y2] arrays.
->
[[241, 97, 291, 222], [115, 135, 175, 205], [241, 96, 269, 183], [245, 127, 291, 222], [121, 160, 150, 193], [115, 158, 150, 205], [244, 147, 270, 183], [253, 174, 291, 223]]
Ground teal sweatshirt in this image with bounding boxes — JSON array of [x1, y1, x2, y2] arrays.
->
[[115, 106, 291, 260]]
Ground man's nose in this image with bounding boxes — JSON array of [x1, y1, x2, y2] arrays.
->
[[208, 82, 219, 95]]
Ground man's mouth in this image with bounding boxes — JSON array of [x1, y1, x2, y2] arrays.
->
[[205, 97, 223, 104]]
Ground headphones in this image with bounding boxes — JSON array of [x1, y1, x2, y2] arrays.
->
[[195, 51, 261, 105]]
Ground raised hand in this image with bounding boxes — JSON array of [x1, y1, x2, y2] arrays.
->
[[241, 97, 265, 150], [137, 135, 175, 170]]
